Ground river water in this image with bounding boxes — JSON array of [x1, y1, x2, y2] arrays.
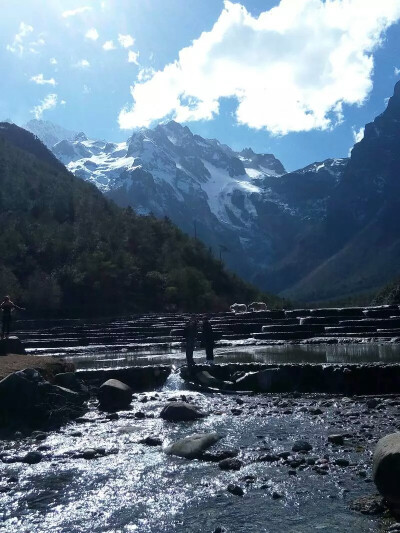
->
[[1, 319, 399, 532]]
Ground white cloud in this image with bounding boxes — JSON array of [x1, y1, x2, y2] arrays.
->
[[31, 93, 58, 119], [50, 57, 58, 65], [103, 40, 116, 51], [30, 73, 57, 86], [119, 0, 400, 133], [62, 6, 91, 18], [352, 126, 365, 144], [118, 33, 135, 48], [83, 84, 91, 94], [395, 67, 400, 76], [6, 22, 34, 55], [74, 59, 90, 69], [85, 28, 99, 41], [128, 50, 139, 65], [60, 100, 67, 105]]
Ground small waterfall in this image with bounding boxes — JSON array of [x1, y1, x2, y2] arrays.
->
[[162, 368, 186, 391]]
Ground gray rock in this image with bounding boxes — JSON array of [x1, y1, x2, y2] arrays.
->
[[164, 432, 222, 459], [335, 458, 350, 467], [160, 402, 204, 422], [328, 434, 345, 445], [23, 451, 42, 464], [218, 458, 242, 471], [350, 495, 385, 515], [373, 433, 400, 507], [0, 368, 85, 425], [97, 379, 132, 410], [227, 484, 244, 496], [54, 372, 89, 399], [292, 440, 313, 453], [139, 436, 163, 446], [200, 449, 239, 462]]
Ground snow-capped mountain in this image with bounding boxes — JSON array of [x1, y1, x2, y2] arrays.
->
[[24, 118, 348, 287], [24, 119, 77, 149]]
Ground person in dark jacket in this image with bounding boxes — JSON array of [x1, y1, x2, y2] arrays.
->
[[202, 316, 214, 363], [184, 317, 198, 370], [1, 296, 25, 339]]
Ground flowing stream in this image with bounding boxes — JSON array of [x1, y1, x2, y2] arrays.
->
[[1, 318, 399, 532]]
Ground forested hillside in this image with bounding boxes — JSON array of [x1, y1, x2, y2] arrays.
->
[[0, 123, 281, 316]]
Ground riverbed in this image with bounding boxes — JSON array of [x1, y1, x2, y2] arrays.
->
[[2, 317, 400, 532], [0, 372, 397, 533]]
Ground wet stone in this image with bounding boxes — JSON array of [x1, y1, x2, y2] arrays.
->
[[335, 458, 350, 467], [350, 495, 386, 515], [139, 436, 163, 446], [328, 434, 345, 445], [292, 440, 313, 453], [218, 458, 242, 471], [22, 451, 42, 465], [227, 484, 244, 497], [201, 450, 239, 462]]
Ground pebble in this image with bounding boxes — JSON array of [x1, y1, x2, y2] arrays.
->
[[139, 436, 163, 446], [219, 458, 242, 471], [328, 434, 345, 445], [292, 440, 313, 453], [227, 484, 244, 497], [334, 458, 350, 467]]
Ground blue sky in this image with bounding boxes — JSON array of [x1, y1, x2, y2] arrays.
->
[[1, 0, 400, 171]]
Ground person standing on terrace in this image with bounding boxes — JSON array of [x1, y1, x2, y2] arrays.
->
[[202, 316, 215, 363], [1, 296, 25, 339], [184, 317, 198, 371]]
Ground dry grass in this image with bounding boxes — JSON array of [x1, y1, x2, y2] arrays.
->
[[0, 354, 74, 382]]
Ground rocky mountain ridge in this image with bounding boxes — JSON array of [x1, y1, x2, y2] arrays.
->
[[25, 119, 348, 290], [25, 79, 400, 303]]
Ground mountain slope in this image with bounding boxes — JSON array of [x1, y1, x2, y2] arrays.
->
[[0, 122, 276, 315], [27, 119, 349, 289], [280, 81, 400, 302]]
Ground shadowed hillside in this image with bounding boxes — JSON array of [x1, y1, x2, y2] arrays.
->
[[0, 123, 284, 316]]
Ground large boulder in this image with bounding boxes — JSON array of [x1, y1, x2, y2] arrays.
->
[[0, 368, 85, 427], [373, 433, 400, 508], [54, 372, 89, 400], [0, 337, 26, 356], [160, 402, 205, 422], [164, 432, 222, 459], [97, 379, 132, 410]]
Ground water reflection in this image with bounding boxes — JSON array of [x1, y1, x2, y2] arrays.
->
[[66, 343, 400, 370]]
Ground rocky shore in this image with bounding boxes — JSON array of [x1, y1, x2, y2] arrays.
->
[[2, 313, 400, 532], [1, 378, 400, 532]]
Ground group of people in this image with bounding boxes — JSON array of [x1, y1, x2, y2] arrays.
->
[[184, 316, 214, 370]]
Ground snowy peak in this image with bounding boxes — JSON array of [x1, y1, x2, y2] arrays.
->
[[238, 148, 286, 178], [24, 119, 77, 148]]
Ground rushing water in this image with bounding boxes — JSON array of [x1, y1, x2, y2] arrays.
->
[[0, 382, 385, 533], [1, 317, 399, 532]]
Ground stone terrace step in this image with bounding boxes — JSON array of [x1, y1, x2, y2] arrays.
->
[[339, 319, 400, 328], [324, 326, 378, 334], [261, 324, 325, 333], [253, 331, 316, 341]]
